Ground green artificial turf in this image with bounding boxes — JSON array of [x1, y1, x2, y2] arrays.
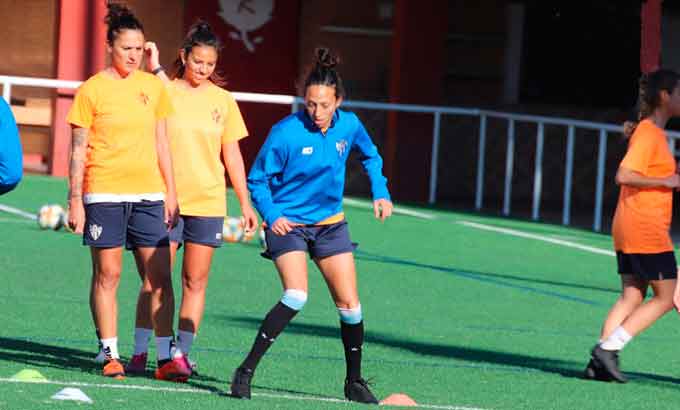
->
[[2, 175, 680, 410]]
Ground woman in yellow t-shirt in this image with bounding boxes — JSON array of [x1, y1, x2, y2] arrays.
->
[[122, 21, 257, 375], [584, 69, 680, 383], [66, 2, 189, 382]]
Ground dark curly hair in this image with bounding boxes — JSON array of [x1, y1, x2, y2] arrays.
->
[[299, 47, 345, 99], [105, 1, 144, 45]]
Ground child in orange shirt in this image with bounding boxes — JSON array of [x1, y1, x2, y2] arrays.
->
[[585, 69, 680, 382]]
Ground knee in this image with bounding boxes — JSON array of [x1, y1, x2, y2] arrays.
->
[[183, 273, 208, 294], [280, 289, 308, 311], [146, 268, 172, 290], [95, 268, 121, 290], [338, 303, 362, 325], [140, 282, 153, 293], [139, 276, 153, 292], [620, 292, 644, 307]]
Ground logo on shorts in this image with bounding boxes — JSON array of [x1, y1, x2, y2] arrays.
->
[[302, 146, 313, 155], [89, 224, 103, 241], [336, 139, 348, 156], [216, 232, 222, 240]]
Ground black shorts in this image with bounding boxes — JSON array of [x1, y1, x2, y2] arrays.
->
[[262, 220, 357, 260], [84, 201, 169, 248], [616, 251, 678, 280], [169, 215, 224, 248]]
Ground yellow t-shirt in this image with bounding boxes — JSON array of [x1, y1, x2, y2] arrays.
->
[[67, 70, 172, 202], [166, 80, 248, 217]]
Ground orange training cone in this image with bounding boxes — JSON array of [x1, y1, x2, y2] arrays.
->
[[380, 393, 417, 406]]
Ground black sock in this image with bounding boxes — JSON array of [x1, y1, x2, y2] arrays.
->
[[341, 321, 364, 382], [241, 302, 298, 371]]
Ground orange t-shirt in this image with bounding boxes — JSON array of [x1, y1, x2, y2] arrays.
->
[[67, 70, 172, 202], [166, 81, 248, 217], [612, 119, 676, 253]]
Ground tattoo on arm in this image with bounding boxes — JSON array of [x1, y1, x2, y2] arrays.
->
[[68, 128, 89, 200]]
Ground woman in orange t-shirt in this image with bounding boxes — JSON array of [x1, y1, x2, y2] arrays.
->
[[66, 2, 187, 381], [585, 69, 680, 383]]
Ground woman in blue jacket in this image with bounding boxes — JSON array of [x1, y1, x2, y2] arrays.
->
[[230, 48, 392, 404]]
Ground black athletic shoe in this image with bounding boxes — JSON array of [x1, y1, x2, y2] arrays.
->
[[583, 358, 613, 382], [591, 345, 627, 383], [344, 378, 379, 404], [230, 367, 254, 399]]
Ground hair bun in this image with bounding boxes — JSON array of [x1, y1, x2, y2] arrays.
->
[[106, 1, 134, 23], [186, 19, 215, 41], [194, 20, 212, 34], [315, 47, 339, 69]]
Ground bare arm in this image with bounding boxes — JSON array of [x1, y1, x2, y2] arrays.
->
[[223, 141, 258, 231], [144, 41, 170, 83], [615, 166, 680, 189], [67, 126, 88, 233], [156, 119, 179, 227]]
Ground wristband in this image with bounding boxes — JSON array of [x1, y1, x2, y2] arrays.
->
[[152, 66, 164, 75]]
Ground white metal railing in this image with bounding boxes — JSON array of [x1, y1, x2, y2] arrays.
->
[[3, 74, 680, 232]]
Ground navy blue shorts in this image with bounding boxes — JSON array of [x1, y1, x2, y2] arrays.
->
[[84, 201, 169, 248], [616, 251, 678, 280], [262, 220, 357, 260], [169, 215, 224, 248]]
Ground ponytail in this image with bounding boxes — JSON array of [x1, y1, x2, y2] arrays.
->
[[623, 70, 680, 138]]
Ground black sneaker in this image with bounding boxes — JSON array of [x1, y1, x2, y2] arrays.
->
[[344, 378, 379, 404], [230, 367, 254, 399], [583, 358, 613, 382], [591, 345, 627, 383]]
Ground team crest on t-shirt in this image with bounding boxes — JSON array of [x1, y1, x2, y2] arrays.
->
[[336, 139, 348, 156], [211, 108, 222, 124], [138, 91, 150, 105]]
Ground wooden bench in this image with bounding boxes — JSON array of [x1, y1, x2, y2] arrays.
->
[[10, 98, 51, 173]]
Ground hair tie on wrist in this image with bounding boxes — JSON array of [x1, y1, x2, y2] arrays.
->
[[152, 66, 164, 75]]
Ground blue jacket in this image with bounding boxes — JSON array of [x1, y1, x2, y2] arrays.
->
[[248, 109, 390, 226], [0, 98, 22, 195]]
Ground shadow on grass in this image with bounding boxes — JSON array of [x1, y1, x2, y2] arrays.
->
[[0, 336, 225, 386], [0, 336, 100, 374], [225, 318, 680, 388], [355, 250, 617, 301]]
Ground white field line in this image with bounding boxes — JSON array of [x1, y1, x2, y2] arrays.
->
[[458, 221, 615, 257], [0, 218, 34, 224], [343, 198, 436, 220], [0, 377, 489, 410], [3, 198, 437, 222], [0, 204, 36, 220]]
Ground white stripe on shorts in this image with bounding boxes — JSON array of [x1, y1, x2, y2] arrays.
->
[[83, 192, 165, 204]]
